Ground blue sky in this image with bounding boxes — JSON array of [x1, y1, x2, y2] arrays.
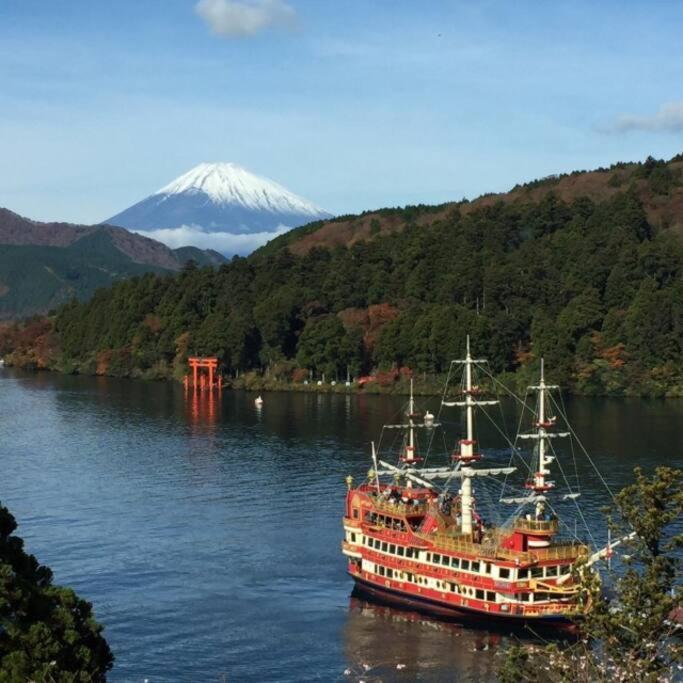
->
[[1, 0, 682, 225]]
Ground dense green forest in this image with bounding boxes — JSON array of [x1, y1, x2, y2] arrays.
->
[[0, 231, 167, 318], [5, 180, 683, 396], [0, 206, 226, 319]]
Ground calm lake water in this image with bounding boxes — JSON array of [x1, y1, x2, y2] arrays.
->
[[1, 369, 681, 682]]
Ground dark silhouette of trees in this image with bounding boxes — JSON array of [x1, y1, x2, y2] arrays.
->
[[0, 501, 113, 680]]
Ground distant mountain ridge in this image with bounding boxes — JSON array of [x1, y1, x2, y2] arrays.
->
[[0, 208, 225, 318], [4, 153, 683, 397], [105, 162, 332, 253], [12, 152, 682, 397], [257, 154, 683, 257]]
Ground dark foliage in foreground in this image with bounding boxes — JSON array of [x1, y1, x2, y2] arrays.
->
[[0, 502, 113, 681], [498, 467, 682, 682]]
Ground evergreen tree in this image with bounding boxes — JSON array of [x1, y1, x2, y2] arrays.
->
[[0, 502, 113, 681], [6, 183, 679, 396], [498, 467, 682, 683]]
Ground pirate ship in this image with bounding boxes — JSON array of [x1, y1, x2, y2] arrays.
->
[[342, 339, 620, 628]]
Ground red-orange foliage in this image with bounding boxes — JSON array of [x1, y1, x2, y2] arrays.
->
[[96, 350, 112, 375], [337, 307, 367, 330], [514, 342, 534, 367], [600, 343, 627, 369], [367, 304, 399, 346], [337, 303, 399, 355], [0, 317, 57, 368], [590, 332, 628, 369], [375, 368, 399, 386], [291, 367, 308, 383]]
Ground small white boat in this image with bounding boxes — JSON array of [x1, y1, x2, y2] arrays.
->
[[254, 395, 264, 406]]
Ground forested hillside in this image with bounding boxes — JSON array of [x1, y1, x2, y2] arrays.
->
[[0, 232, 168, 319], [5, 156, 683, 396], [258, 153, 683, 255], [0, 208, 225, 318]]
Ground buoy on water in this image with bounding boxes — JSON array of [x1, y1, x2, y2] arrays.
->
[[255, 395, 264, 406]]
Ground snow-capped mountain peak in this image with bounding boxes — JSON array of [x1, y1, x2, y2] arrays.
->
[[104, 162, 332, 256], [155, 162, 327, 217]]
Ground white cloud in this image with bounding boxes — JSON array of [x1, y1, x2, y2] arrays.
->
[[195, 0, 295, 38], [612, 102, 683, 133], [133, 225, 290, 256]]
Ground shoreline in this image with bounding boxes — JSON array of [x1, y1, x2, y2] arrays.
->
[[4, 361, 683, 399]]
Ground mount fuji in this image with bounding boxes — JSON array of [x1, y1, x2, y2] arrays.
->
[[105, 163, 332, 255]]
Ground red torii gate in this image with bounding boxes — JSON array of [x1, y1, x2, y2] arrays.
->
[[185, 357, 222, 392]]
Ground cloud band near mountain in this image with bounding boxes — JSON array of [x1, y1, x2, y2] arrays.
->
[[133, 225, 290, 256]]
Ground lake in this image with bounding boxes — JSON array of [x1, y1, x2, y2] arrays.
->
[[1, 369, 681, 682]]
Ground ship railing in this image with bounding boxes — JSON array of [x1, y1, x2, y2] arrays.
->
[[491, 527, 589, 561], [513, 518, 560, 534], [371, 497, 427, 516], [532, 542, 589, 562], [415, 532, 489, 557], [417, 532, 588, 563]]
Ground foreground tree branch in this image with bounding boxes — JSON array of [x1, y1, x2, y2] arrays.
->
[[0, 501, 113, 681], [499, 466, 682, 682]]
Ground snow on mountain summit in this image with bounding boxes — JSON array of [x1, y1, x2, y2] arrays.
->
[[155, 162, 326, 217], [104, 162, 332, 255]]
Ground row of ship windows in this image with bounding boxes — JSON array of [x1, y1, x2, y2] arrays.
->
[[519, 565, 565, 579], [349, 532, 569, 580], [366, 561, 554, 603], [358, 534, 510, 578]]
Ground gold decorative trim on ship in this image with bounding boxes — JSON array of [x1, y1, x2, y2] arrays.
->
[[513, 518, 560, 534], [416, 531, 589, 564]]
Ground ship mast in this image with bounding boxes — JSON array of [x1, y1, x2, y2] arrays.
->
[[406, 378, 416, 465], [461, 337, 476, 534], [377, 344, 515, 538], [443, 336, 500, 535], [535, 359, 549, 519], [463, 337, 475, 461], [517, 358, 571, 518], [380, 376, 440, 469]]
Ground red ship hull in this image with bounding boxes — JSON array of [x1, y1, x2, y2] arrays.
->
[[351, 575, 578, 634]]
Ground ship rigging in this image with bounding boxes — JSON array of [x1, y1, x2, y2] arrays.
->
[[342, 337, 626, 628]]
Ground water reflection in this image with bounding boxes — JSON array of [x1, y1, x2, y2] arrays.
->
[[343, 596, 503, 682], [1, 369, 682, 682], [185, 387, 221, 428]]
